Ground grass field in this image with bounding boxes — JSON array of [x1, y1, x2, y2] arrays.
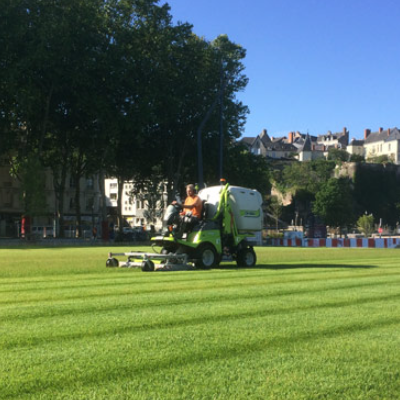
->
[[1, 246, 400, 399]]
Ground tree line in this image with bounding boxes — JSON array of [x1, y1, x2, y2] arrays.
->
[[1, 0, 270, 236]]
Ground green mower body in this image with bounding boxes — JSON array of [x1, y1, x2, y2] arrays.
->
[[151, 183, 262, 269]]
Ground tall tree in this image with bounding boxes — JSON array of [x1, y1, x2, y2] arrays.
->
[[313, 177, 355, 230], [100, 0, 178, 228], [224, 145, 271, 196], [149, 31, 249, 199], [1, 0, 111, 236]]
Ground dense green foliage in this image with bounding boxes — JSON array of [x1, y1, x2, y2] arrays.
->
[[224, 144, 271, 195], [273, 160, 336, 225], [278, 159, 336, 196], [327, 148, 349, 162], [274, 160, 400, 229], [353, 164, 400, 226], [1, 246, 400, 399], [313, 178, 355, 228], [1, 0, 265, 226]]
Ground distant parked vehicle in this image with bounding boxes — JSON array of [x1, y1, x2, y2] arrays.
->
[[115, 226, 149, 241], [304, 214, 327, 239], [132, 226, 149, 241], [31, 226, 54, 238]]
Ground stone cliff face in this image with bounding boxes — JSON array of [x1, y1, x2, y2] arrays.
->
[[335, 162, 400, 181]]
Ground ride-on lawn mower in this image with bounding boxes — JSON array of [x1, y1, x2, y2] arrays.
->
[[106, 182, 263, 271]]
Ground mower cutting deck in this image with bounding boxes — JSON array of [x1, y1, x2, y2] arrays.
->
[[106, 251, 195, 271]]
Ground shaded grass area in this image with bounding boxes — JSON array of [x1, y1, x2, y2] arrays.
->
[[1, 247, 400, 399]]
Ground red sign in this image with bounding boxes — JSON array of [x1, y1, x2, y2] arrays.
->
[[378, 227, 383, 234]]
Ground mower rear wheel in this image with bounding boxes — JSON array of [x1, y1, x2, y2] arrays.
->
[[141, 260, 155, 272], [195, 243, 217, 269], [236, 247, 256, 267], [106, 258, 119, 268]]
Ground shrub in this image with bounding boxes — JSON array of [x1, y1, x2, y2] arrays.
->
[[357, 214, 374, 237]]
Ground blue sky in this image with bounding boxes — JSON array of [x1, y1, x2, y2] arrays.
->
[[162, 0, 400, 140]]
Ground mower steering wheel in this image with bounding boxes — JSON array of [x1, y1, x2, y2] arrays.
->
[[172, 203, 182, 212]]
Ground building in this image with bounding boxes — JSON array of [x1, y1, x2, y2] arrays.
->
[[347, 139, 365, 157], [317, 127, 349, 150], [0, 162, 167, 238], [104, 178, 165, 229], [241, 129, 297, 160], [241, 128, 349, 161], [363, 127, 400, 163], [298, 135, 325, 161], [241, 126, 400, 166], [0, 158, 102, 238]]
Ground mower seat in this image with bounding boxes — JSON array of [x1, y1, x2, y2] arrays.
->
[[202, 202, 216, 220]]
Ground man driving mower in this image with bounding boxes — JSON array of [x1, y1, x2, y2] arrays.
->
[[172, 184, 203, 236]]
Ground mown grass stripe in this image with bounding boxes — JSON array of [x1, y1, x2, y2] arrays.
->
[[2, 285, 400, 351], [2, 267, 400, 308], [2, 314, 400, 399], [1, 275, 400, 323]]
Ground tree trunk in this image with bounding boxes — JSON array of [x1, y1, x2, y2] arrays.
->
[[53, 161, 67, 239], [116, 175, 124, 240], [98, 170, 107, 222], [74, 173, 82, 238]]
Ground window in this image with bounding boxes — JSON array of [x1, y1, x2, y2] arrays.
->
[[3, 191, 12, 207], [86, 197, 94, 211], [110, 193, 117, 200], [86, 178, 94, 189], [109, 183, 117, 190]]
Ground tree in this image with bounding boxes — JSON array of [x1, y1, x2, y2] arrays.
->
[[367, 154, 393, 165], [327, 148, 349, 162], [280, 160, 335, 196], [357, 214, 374, 237], [224, 145, 271, 196], [349, 154, 365, 163], [1, 0, 112, 236], [266, 196, 282, 230], [9, 158, 48, 220], [273, 160, 335, 224], [353, 164, 400, 227], [313, 178, 355, 230], [129, 180, 166, 233], [148, 32, 249, 199]]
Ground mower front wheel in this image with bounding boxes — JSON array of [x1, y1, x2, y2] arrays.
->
[[195, 243, 218, 269], [106, 258, 119, 268], [236, 247, 256, 268], [141, 260, 155, 272]]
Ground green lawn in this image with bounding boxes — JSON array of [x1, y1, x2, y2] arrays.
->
[[1, 246, 400, 399]]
